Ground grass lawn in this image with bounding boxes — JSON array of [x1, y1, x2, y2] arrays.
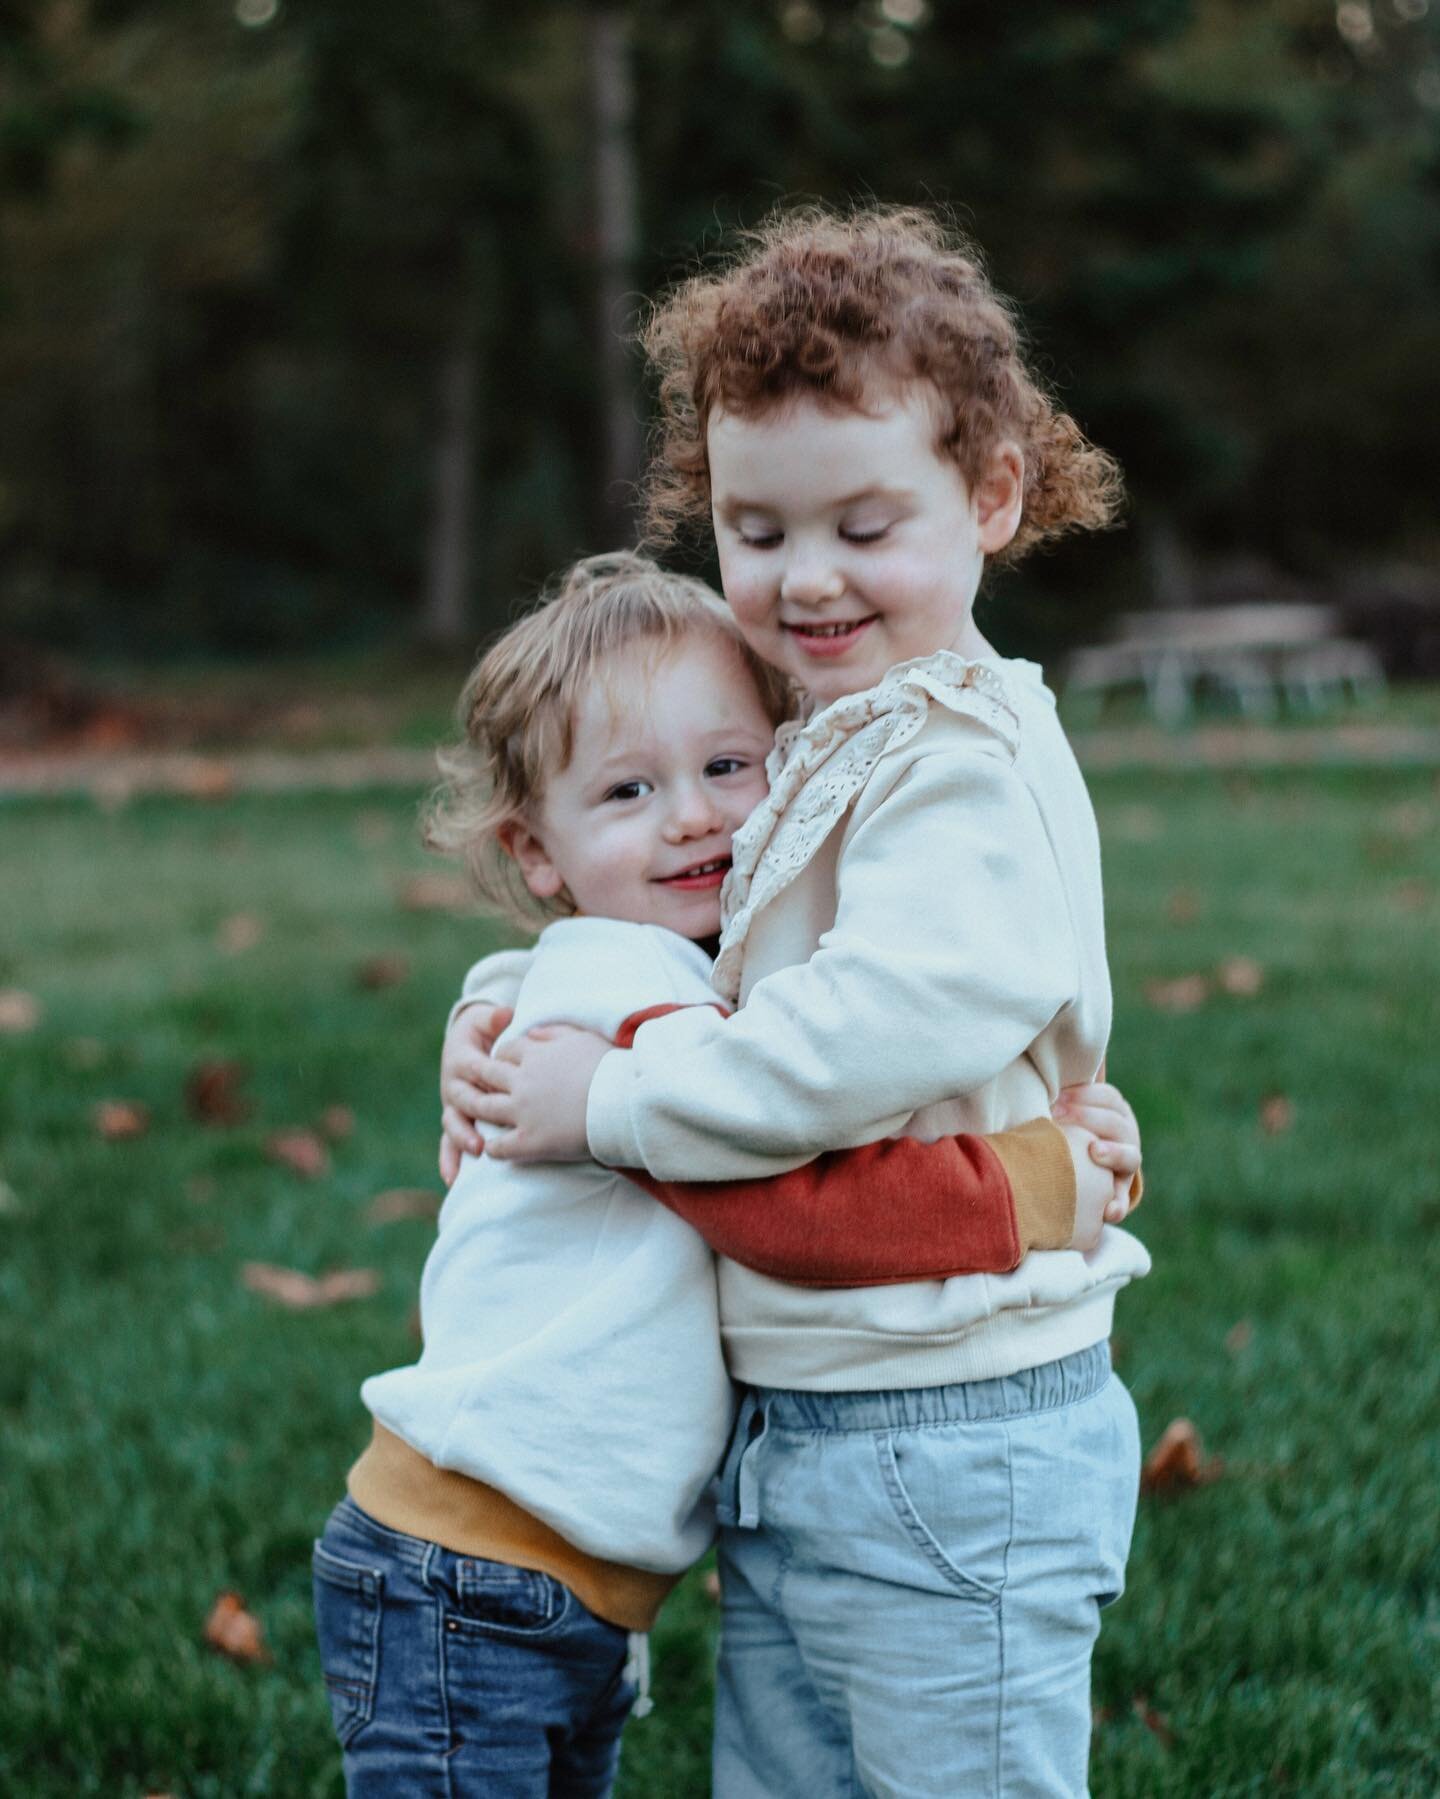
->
[[1, 768, 1437, 1796]]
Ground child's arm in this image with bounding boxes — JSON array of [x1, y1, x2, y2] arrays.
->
[[479, 747, 1087, 1178], [437, 950, 529, 1183]]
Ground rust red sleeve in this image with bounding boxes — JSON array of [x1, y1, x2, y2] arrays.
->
[[608, 1004, 1059, 1288]]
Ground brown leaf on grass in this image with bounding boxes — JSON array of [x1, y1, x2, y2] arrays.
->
[[368, 1187, 442, 1225], [1131, 1696, 1175, 1748], [265, 1129, 330, 1178], [1216, 956, 1265, 997], [185, 1059, 253, 1127], [703, 1570, 722, 1602], [202, 1591, 269, 1664], [319, 1104, 355, 1141], [1394, 878, 1431, 913], [93, 1100, 151, 1141], [217, 912, 264, 954], [0, 989, 41, 1034], [1224, 1318, 1254, 1355], [356, 952, 411, 991], [241, 1261, 379, 1309], [1140, 1418, 1224, 1496], [1144, 974, 1211, 1014], [1164, 887, 1200, 924], [1259, 1092, 1294, 1136], [397, 872, 471, 913]]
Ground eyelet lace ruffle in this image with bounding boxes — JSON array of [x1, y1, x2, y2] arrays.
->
[[712, 653, 1023, 1003]]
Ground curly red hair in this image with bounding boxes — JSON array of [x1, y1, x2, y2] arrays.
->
[[641, 205, 1122, 564]]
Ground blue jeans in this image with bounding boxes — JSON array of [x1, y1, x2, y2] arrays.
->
[[312, 1496, 636, 1797], [710, 1342, 1140, 1798]]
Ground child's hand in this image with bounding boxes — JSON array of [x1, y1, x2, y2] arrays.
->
[[439, 1003, 514, 1184], [466, 1025, 612, 1164], [1051, 1080, 1142, 1249]]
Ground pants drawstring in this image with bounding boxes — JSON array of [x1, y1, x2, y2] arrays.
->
[[625, 1631, 653, 1718]]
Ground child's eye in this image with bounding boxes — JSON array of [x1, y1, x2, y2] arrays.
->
[[841, 525, 889, 545], [603, 780, 651, 802], [738, 529, 782, 549], [705, 756, 749, 778]]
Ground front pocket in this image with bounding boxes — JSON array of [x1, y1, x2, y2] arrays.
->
[[312, 1543, 384, 1747], [450, 1556, 568, 1637], [876, 1433, 1006, 1605]]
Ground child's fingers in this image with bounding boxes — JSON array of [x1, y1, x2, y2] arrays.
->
[[470, 1054, 517, 1092], [464, 1005, 513, 1049], [468, 1091, 518, 1130], [439, 1133, 460, 1187], [1089, 1138, 1140, 1174], [1059, 1102, 1138, 1144], [1104, 1195, 1131, 1224], [441, 1103, 482, 1156], [1054, 1083, 1134, 1124], [444, 1077, 500, 1123], [482, 1128, 520, 1161]]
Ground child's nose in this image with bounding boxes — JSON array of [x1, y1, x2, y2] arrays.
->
[[664, 782, 724, 839], [780, 545, 844, 607]]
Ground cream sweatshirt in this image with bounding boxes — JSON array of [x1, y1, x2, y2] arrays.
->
[[362, 918, 735, 1575], [586, 652, 1151, 1391]]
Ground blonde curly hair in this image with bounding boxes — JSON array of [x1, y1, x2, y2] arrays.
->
[[641, 204, 1123, 564], [425, 551, 796, 931]]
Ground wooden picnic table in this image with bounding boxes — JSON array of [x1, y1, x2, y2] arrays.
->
[[1064, 603, 1386, 725]]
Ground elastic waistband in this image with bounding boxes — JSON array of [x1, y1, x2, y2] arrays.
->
[[749, 1341, 1111, 1433]]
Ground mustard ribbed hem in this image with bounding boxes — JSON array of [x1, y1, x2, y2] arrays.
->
[[988, 1117, 1076, 1252], [347, 1424, 680, 1633]]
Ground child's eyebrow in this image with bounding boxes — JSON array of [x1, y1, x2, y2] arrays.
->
[[716, 484, 912, 517]]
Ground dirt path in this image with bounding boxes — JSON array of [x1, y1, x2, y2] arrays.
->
[[3, 722, 1439, 798]]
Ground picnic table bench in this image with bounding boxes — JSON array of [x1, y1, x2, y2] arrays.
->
[[1064, 603, 1386, 726]]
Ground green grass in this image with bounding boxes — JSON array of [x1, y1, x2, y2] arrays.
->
[[1, 770, 1437, 1796]]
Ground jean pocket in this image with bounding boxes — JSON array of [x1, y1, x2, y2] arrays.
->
[[312, 1542, 384, 1748], [448, 1556, 570, 1638], [876, 1431, 1007, 1605]]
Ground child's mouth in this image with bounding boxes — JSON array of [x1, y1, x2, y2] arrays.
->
[[655, 856, 731, 892], [783, 616, 878, 657]]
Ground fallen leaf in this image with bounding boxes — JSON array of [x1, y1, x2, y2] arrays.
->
[[1144, 975, 1211, 1014], [93, 1100, 151, 1141], [241, 1262, 379, 1309], [265, 1129, 330, 1178], [185, 1059, 253, 1127], [1394, 878, 1431, 913], [1131, 1695, 1175, 1748], [1140, 1417, 1224, 1496], [0, 990, 41, 1034], [1216, 956, 1264, 997], [1164, 888, 1200, 924], [356, 953, 411, 991], [1224, 1318, 1253, 1355], [1259, 1093, 1293, 1136], [217, 912, 264, 954], [202, 1591, 269, 1664], [397, 872, 471, 913], [368, 1187, 442, 1225], [703, 1570, 722, 1602], [319, 1105, 355, 1142]]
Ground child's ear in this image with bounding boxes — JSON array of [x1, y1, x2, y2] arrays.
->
[[973, 444, 1024, 556], [498, 819, 566, 902]]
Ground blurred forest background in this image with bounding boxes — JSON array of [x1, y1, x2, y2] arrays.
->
[[3, 0, 1440, 673]]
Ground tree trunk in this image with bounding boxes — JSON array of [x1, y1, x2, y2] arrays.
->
[[586, 6, 642, 545], [420, 317, 479, 648]]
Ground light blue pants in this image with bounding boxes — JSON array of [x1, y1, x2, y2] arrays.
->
[[710, 1342, 1139, 1798]]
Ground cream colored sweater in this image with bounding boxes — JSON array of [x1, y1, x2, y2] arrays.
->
[[587, 652, 1150, 1391]]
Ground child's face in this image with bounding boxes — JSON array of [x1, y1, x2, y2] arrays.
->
[[506, 633, 775, 939], [708, 382, 1022, 706]]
